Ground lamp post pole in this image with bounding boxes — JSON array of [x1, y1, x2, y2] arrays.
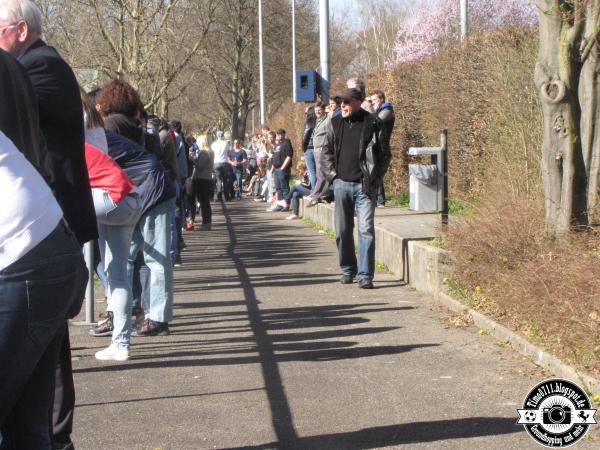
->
[[319, 0, 329, 100], [258, 0, 266, 124], [292, 0, 296, 102], [460, 0, 468, 41]]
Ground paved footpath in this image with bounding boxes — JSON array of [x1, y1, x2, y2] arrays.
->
[[69, 199, 593, 449]]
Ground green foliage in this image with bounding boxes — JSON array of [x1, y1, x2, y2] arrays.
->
[[498, 339, 510, 348], [302, 218, 336, 240], [375, 262, 393, 274], [429, 237, 445, 248], [386, 193, 409, 207], [443, 277, 478, 308], [448, 199, 476, 216], [524, 319, 543, 342]]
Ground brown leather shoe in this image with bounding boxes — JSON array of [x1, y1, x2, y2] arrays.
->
[[89, 312, 113, 337], [132, 318, 170, 337]]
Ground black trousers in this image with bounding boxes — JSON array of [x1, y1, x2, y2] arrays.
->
[[186, 178, 212, 224], [214, 164, 233, 201], [52, 330, 75, 449]]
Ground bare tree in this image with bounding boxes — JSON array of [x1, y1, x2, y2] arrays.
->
[[197, 0, 318, 138], [535, 1, 600, 238], [39, 0, 216, 114], [38, 0, 319, 133], [353, 0, 405, 71], [202, 0, 257, 139]]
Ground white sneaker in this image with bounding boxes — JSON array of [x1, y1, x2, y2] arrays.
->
[[286, 214, 299, 220], [95, 344, 130, 361]]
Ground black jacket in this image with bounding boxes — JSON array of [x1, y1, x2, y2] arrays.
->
[[19, 39, 98, 245], [0, 49, 49, 180], [104, 113, 144, 146], [377, 103, 395, 138], [105, 130, 176, 215], [321, 110, 391, 198], [302, 124, 315, 153]]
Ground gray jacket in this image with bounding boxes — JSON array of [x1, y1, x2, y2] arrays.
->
[[192, 149, 214, 180], [311, 115, 333, 152]]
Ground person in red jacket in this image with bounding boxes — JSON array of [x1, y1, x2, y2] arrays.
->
[[84, 142, 142, 361]]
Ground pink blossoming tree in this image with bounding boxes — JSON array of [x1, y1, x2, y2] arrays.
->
[[388, 0, 537, 66]]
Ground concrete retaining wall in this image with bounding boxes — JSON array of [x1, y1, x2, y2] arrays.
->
[[301, 201, 412, 277], [406, 241, 453, 297]]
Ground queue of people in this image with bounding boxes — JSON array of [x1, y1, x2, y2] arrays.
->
[[0, 2, 395, 448]]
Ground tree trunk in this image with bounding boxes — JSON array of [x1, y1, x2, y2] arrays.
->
[[535, 0, 597, 238], [579, 0, 600, 223]]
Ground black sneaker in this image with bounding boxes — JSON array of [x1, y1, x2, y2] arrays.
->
[[133, 318, 170, 337], [340, 274, 354, 284], [358, 278, 374, 289], [89, 311, 113, 336], [174, 254, 183, 267], [132, 306, 144, 319]]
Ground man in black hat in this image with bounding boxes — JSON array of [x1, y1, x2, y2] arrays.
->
[[321, 87, 391, 289]]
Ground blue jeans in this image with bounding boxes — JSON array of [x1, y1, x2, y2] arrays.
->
[[304, 148, 317, 190], [274, 168, 290, 200], [286, 183, 311, 215], [0, 222, 87, 449], [333, 179, 376, 281], [170, 181, 180, 265], [92, 189, 142, 348], [129, 198, 174, 323], [233, 169, 243, 199]]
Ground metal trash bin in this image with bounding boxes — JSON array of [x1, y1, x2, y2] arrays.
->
[[409, 164, 438, 211], [408, 131, 447, 214]]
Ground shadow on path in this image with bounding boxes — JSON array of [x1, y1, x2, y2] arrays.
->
[[222, 417, 523, 449], [75, 201, 519, 448]]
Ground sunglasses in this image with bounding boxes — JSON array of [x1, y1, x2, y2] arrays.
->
[[0, 23, 17, 33]]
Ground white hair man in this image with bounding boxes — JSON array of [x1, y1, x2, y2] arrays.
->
[[0, 1, 97, 448]]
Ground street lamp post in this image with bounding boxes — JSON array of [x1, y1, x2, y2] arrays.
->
[[258, 0, 266, 124], [319, 0, 329, 100], [292, 0, 296, 102], [460, 0, 468, 41]]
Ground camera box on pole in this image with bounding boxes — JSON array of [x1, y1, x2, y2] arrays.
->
[[295, 70, 317, 102]]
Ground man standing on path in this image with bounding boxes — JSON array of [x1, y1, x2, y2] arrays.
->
[[322, 88, 391, 289], [229, 139, 248, 200], [369, 89, 395, 207], [0, 1, 97, 448], [212, 130, 233, 201], [268, 128, 293, 212]]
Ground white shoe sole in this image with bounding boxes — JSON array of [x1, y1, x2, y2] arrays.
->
[[95, 350, 130, 361]]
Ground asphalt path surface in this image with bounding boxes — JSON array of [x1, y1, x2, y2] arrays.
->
[[69, 199, 596, 449]]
